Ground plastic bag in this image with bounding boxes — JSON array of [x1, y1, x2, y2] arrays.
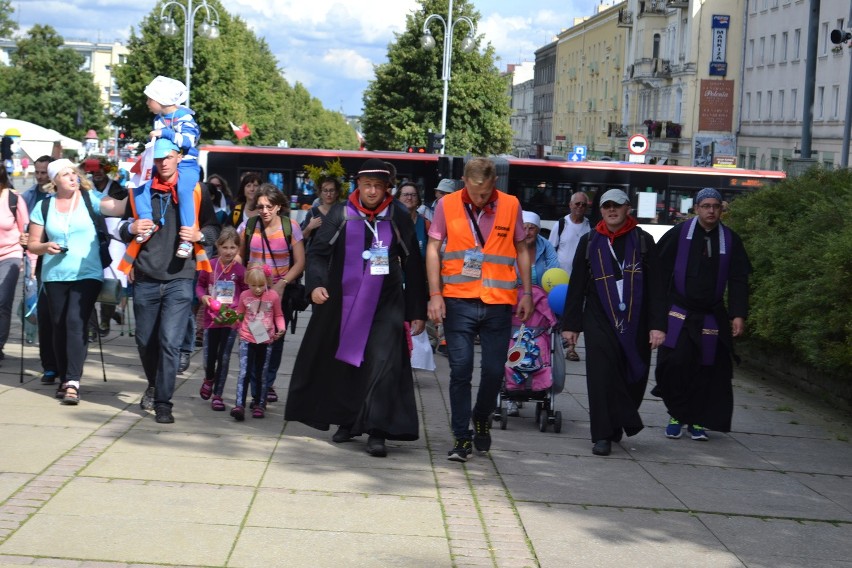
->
[[410, 330, 436, 371]]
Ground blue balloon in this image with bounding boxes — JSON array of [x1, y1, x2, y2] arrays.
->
[[547, 284, 570, 316]]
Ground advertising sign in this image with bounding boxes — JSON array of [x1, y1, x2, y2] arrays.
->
[[710, 15, 730, 77], [698, 80, 735, 132]]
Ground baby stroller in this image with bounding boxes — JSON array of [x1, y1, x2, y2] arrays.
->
[[492, 285, 566, 433]]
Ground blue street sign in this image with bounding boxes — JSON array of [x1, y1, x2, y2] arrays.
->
[[574, 145, 587, 157], [567, 152, 583, 162]]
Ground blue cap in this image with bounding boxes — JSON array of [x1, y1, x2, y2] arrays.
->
[[153, 138, 180, 159]]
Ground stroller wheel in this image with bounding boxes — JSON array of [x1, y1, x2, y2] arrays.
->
[[500, 406, 508, 430], [553, 411, 563, 433], [538, 411, 548, 432]]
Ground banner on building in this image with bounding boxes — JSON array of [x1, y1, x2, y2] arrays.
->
[[694, 133, 737, 168], [710, 15, 730, 76], [699, 79, 735, 132]]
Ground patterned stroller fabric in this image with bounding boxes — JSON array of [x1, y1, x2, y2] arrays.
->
[[504, 286, 558, 393]]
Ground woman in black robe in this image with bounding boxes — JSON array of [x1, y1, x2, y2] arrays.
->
[[284, 159, 427, 457]]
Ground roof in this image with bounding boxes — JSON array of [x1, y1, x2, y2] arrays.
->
[[0, 117, 83, 160]]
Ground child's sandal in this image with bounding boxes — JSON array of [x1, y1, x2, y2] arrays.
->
[[199, 379, 214, 400], [211, 396, 225, 411]]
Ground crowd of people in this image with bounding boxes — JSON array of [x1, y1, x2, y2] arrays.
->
[[3, 74, 751, 460]]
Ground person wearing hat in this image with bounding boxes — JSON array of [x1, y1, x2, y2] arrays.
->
[[132, 75, 202, 261], [420, 178, 457, 221], [116, 138, 218, 424], [651, 188, 751, 442], [520, 210, 559, 287], [561, 188, 666, 456], [285, 158, 427, 458], [427, 157, 533, 462]]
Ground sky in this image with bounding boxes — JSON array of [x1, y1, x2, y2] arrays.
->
[[10, 0, 610, 116]]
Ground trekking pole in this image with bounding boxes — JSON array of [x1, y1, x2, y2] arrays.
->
[[94, 311, 107, 382], [19, 269, 25, 384]]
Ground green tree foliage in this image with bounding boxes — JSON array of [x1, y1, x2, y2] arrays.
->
[[726, 168, 852, 374], [0, 25, 105, 140], [0, 0, 18, 38], [362, 0, 512, 155], [114, 0, 357, 150]]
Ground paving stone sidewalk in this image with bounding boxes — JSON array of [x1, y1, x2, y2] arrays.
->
[[0, 300, 849, 567]]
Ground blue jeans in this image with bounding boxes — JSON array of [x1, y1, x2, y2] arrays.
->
[[0, 258, 20, 351], [133, 277, 194, 408], [444, 298, 513, 440]]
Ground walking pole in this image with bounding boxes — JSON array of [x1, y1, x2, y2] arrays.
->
[[19, 269, 25, 384], [94, 310, 108, 382]]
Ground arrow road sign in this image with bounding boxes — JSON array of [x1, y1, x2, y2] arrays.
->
[[567, 152, 583, 162]]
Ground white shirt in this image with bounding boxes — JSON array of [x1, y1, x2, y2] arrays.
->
[[548, 214, 590, 276]]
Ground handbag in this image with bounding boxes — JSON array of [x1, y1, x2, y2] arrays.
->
[[98, 268, 123, 305], [283, 281, 309, 312]]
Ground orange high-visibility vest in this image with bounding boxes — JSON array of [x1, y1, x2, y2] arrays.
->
[[117, 182, 212, 274], [440, 189, 519, 305]]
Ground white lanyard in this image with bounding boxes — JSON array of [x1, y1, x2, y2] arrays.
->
[[57, 191, 78, 246], [606, 239, 626, 304], [363, 218, 381, 246]]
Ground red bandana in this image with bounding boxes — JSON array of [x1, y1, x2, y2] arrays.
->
[[150, 176, 177, 202], [348, 189, 394, 221], [461, 188, 499, 213], [595, 215, 638, 244]]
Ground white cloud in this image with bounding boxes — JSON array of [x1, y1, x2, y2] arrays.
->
[[321, 49, 375, 80]]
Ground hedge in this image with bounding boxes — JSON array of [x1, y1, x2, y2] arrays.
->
[[725, 167, 852, 375]]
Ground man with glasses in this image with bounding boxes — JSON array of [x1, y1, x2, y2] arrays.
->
[[561, 189, 666, 456], [549, 191, 591, 360], [652, 187, 751, 443]]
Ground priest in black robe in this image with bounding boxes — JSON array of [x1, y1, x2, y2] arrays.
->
[[284, 159, 426, 458], [652, 188, 751, 441], [561, 189, 666, 456]]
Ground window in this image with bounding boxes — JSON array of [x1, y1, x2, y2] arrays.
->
[[793, 29, 801, 60], [748, 39, 755, 67], [779, 90, 785, 119], [832, 85, 840, 118], [769, 35, 776, 63], [653, 34, 661, 59], [757, 91, 763, 119], [759, 37, 766, 65], [767, 91, 773, 119], [745, 93, 751, 120], [791, 88, 798, 119], [817, 86, 824, 119], [781, 32, 788, 62], [821, 22, 829, 55]]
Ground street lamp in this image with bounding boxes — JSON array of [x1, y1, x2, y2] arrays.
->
[[421, 0, 475, 154], [159, 0, 220, 108]]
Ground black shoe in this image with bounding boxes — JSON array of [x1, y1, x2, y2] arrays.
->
[[111, 308, 124, 325], [366, 435, 387, 457], [332, 425, 354, 443], [154, 405, 174, 424], [592, 440, 612, 456], [447, 438, 472, 462], [177, 352, 190, 374], [473, 417, 492, 452], [40, 370, 58, 384], [98, 323, 110, 337], [140, 386, 155, 411]]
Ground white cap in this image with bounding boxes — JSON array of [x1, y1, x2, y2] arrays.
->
[[522, 210, 541, 228], [144, 75, 188, 106], [47, 159, 76, 182], [599, 188, 630, 206]]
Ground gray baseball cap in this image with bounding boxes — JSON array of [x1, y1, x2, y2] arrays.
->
[[599, 188, 630, 206], [435, 179, 456, 193]]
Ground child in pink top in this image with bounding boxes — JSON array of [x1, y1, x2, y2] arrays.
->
[[231, 264, 285, 420], [196, 227, 246, 411]]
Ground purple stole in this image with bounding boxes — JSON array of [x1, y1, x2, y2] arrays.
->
[[588, 230, 646, 383], [662, 217, 732, 365], [335, 203, 392, 367]]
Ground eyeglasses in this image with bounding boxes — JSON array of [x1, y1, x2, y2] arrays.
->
[[698, 203, 722, 211], [571, 202, 588, 207], [256, 204, 277, 211], [399, 192, 418, 198]]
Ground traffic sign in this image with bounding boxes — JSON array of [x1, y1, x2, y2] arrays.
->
[[567, 152, 584, 162], [628, 134, 649, 155], [573, 145, 587, 157]]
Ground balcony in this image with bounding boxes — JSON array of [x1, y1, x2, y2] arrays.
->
[[641, 121, 682, 139], [638, 0, 667, 17], [653, 58, 672, 78], [617, 9, 633, 27], [667, 0, 689, 7]]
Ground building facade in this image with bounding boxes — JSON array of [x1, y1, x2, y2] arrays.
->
[[505, 62, 535, 158], [532, 41, 557, 158]]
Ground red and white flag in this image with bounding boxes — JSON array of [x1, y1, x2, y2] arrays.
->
[[229, 121, 252, 140], [127, 141, 154, 188]]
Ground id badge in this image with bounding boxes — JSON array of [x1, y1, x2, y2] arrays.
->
[[213, 280, 235, 305], [462, 250, 484, 278], [369, 245, 389, 275], [247, 318, 270, 343]]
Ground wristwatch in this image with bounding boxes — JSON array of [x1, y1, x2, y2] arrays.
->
[[198, 233, 207, 245]]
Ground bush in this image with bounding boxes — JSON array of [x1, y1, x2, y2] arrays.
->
[[726, 167, 852, 374]]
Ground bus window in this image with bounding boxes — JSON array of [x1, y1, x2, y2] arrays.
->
[[512, 180, 574, 228], [634, 188, 661, 225], [267, 171, 285, 192], [666, 188, 696, 224]]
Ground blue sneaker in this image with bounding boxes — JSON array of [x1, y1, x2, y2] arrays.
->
[[665, 418, 683, 439], [688, 424, 709, 441]]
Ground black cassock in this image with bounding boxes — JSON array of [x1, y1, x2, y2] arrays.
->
[[562, 227, 665, 443], [284, 201, 426, 440], [652, 221, 751, 432]]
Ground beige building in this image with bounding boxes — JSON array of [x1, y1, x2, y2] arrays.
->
[[552, 2, 627, 159], [619, 0, 745, 166]]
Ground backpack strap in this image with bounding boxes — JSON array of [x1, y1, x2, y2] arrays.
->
[[8, 191, 17, 223], [232, 203, 243, 226], [244, 213, 293, 270], [554, 216, 566, 251]]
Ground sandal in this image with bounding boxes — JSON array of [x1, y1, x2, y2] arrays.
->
[[199, 379, 214, 400], [55, 383, 68, 399], [62, 386, 80, 405], [266, 387, 278, 403], [252, 406, 265, 419], [566, 348, 580, 362], [211, 395, 225, 411]]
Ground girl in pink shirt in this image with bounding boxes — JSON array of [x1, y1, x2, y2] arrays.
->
[[231, 264, 285, 420]]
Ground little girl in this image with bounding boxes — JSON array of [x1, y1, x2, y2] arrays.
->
[[231, 263, 285, 420], [196, 227, 246, 411]]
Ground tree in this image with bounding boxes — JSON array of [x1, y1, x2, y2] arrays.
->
[[362, 0, 512, 155], [0, 0, 18, 39], [0, 25, 105, 140], [114, 0, 358, 150]]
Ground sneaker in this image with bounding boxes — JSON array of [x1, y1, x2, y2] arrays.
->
[[177, 352, 190, 374], [447, 438, 472, 462], [688, 424, 709, 441], [665, 418, 683, 439], [40, 370, 58, 384], [154, 405, 174, 424], [266, 387, 278, 403], [176, 240, 193, 259], [473, 418, 492, 452], [230, 405, 245, 421], [135, 224, 159, 243], [506, 401, 520, 417], [140, 386, 155, 411]]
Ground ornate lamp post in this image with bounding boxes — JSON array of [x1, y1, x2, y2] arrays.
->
[[421, 0, 475, 154], [159, 0, 220, 108]]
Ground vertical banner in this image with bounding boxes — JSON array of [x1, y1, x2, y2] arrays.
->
[[699, 79, 735, 132], [710, 14, 730, 76]]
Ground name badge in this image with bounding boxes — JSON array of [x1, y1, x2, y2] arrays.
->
[[369, 244, 389, 275], [213, 280, 235, 304], [462, 250, 484, 278], [247, 317, 269, 343]]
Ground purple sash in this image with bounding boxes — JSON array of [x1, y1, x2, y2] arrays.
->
[[335, 203, 392, 367], [663, 217, 732, 365], [589, 231, 647, 383]]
